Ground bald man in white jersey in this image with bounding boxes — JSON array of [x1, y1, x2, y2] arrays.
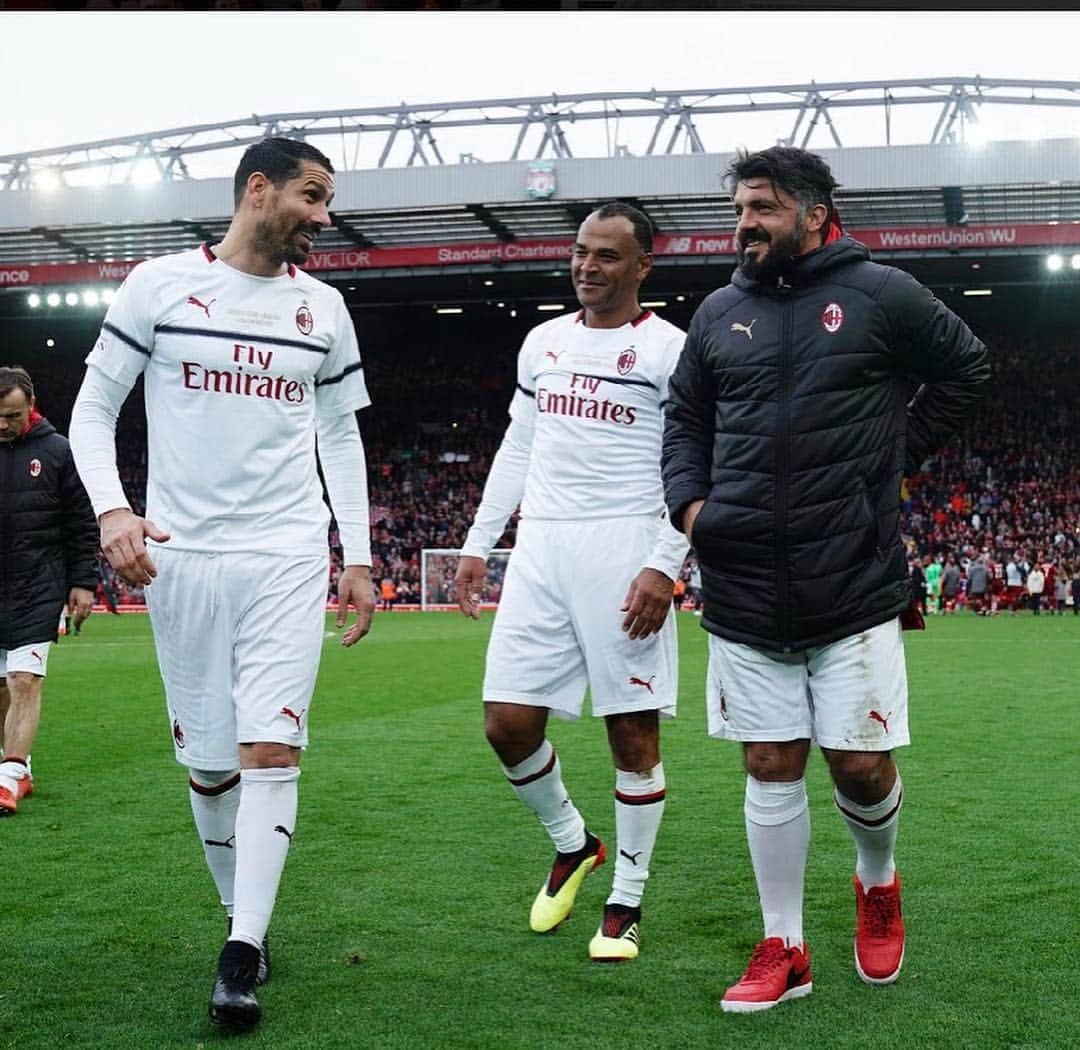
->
[[69, 137, 374, 1033], [455, 203, 687, 962]]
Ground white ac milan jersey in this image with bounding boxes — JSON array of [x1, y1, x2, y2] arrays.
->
[[84, 245, 369, 554], [512, 309, 685, 520]]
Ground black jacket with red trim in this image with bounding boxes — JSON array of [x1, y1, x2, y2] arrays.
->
[[1, 415, 99, 649], [662, 236, 990, 652]]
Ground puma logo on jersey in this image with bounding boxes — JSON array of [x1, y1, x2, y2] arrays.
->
[[730, 319, 757, 339], [544, 350, 564, 365], [187, 295, 216, 318], [280, 706, 306, 731], [628, 675, 656, 694], [869, 709, 893, 734]]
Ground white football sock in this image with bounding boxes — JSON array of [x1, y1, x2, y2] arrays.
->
[[608, 763, 666, 909], [745, 776, 809, 948], [230, 766, 300, 949], [189, 769, 242, 915], [0, 757, 28, 796], [835, 774, 903, 889], [501, 739, 585, 854]]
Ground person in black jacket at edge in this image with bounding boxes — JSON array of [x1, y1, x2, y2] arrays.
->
[[0, 366, 98, 815], [662, 147, 990, 1013]]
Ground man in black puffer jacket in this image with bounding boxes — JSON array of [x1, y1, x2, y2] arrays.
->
[[662, 147, 989, 1012], [0, 366, 98, 814]]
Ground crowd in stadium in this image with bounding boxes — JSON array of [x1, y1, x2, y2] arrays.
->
[[24, 319, 1079, 615]]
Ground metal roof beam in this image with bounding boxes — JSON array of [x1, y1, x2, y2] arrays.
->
[[3, 78, 1080, 186], [467, 204, 515, 242]]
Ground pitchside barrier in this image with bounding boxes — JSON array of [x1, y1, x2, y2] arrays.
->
[[420, 548, 512, 612], [89, 550, 515, 616]]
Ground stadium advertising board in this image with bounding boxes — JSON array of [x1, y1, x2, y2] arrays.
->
[[4, 223, 1079, 286]]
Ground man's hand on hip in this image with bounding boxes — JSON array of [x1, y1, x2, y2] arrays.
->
[[454, 555, 488, 620], [621, 567, 675, 641], [99, 508, 170, 587], [337, 565, 375, 647]]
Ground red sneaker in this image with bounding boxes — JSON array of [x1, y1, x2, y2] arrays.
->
[[721, 937, 812, 1013], [0, 786, 16, 815], [15, 775, 33, 801], [854, 873, 905, 984]]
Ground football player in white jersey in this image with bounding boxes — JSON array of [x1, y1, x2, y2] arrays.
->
[[455, 203, 687, 962], [69, 138, 374, 1032]]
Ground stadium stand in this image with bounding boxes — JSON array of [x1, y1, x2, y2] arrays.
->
[[19, 302, 1079, 613]]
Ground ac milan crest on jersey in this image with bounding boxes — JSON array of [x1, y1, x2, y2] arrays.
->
[[28, 458, 41, 478], [296, 302, 314, 336], [617, 348, 637, 376], [822, 302, 844, 333], [173, 718, 186, 748]]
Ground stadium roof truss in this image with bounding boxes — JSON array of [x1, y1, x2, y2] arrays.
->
[[2, 79, 1080, 274], [4, 78, 1080, 189]]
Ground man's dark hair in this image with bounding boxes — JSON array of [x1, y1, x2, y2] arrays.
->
[[0, 365, 33, 403], [590, 201, 654, 255], [725, 146, 840, 224], [233, 137, 335, 208]]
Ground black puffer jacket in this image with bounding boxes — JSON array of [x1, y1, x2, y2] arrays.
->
[[1, 415, 99, 648], [663, 237, 990, 652]]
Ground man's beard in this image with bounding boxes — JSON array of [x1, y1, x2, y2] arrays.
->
[[736, 222, 805, 282], [253, 219, 314, 267]]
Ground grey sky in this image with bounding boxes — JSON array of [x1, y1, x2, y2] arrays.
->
[[2, 10, 1079, 171]]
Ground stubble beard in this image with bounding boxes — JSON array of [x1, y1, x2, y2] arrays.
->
[[253, 218, 307, 268]]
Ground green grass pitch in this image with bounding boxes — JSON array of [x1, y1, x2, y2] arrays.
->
[[4, 611, 1077, 1049]]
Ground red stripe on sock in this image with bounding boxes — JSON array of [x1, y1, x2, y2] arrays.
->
[[189, 773, 242, 796], [614, 788, 666, 806], [506, 749, 557, 787], [835, 787, 903, 828]]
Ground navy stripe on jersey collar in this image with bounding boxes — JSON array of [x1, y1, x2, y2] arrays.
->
[[201, 242, 296, 278]]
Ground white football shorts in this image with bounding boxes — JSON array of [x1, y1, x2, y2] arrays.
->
[[146, 547, 329, 769], [0, 641, 52, 678], [705, 616, 909, 751], [483, 516, 678, 720]]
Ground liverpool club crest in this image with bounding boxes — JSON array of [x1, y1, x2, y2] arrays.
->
[[526, 161, 556, 200]]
